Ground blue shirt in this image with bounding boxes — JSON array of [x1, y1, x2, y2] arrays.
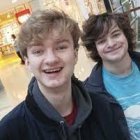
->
[[103, 61, 140, 140]]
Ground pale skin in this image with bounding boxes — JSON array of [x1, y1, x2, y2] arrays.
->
[[25, 29, 78, 117], [95, 21, 132, 75]]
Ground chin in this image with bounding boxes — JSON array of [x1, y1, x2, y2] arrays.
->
[[46, 79, 67, 88]]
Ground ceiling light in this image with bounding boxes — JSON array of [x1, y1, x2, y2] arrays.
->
[[12, 0, 18, 3]]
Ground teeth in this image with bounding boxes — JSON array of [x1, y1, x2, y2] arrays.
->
[[44, 68, 61, 73]]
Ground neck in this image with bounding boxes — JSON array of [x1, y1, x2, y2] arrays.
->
[[38, 80, 73, 117], [103, 53, 132, 75]]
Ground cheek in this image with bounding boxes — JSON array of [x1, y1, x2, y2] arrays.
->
[[64, 50, 77, 65], [124, 38, 129, 48], [119, 35, 128, 44], [96, 47, 106, 60], [25, 58, 38, 73], [96, 46, 103, 55], [66, 55, 77, 66]]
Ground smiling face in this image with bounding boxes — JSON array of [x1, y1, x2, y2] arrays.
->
[[95, 21, 129, 66], [25, 29, 77, 92]]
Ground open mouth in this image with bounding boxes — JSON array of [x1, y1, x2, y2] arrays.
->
[[43, 67, 63, 74]]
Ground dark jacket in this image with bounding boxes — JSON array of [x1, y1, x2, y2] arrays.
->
[[0, 76, 130, 140], [84, 51, 140, 140], [84, 51, 140, 92]]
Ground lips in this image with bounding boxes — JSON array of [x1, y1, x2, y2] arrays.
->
[[43, 67, 63, 74], [106, 46, 121, 53]]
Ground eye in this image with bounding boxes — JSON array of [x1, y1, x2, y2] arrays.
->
[[112, 33, 121, 37], [96, 39, 106, 45], [111, 30, 122, 38], [32, 49, 43, 55], [56, 45, 68, 51]]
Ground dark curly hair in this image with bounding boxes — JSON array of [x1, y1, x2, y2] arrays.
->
[[81, 12, 136, 64]]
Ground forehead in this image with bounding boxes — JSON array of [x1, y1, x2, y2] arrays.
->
[[45, 29, 73, 43], [97, 20, 120, 39], [29, 28, 73, 46], [109, 21, 120, 31]]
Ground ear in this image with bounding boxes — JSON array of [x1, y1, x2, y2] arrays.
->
[[24, 56, 32, 72], [74, 49, 78, 65]]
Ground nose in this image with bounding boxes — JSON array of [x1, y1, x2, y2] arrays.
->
[[107, 37, 116, 48], [44, 49, 59, 65]]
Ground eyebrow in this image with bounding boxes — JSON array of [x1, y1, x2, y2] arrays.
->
[[111, 29, 121, 34], [97, 25, 121, 41], [110, 25, 121, 34], [55, 38, 70, 43]]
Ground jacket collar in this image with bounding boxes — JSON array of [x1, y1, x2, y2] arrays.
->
[[85, 64, 106, 92], [86, 51, 140, 90], [84, 51, 140, 104], [129, 51, 140, 70], [26, 76, 92, 128]]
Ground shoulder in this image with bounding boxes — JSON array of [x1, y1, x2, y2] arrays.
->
[[84, 63, 102, 82], [89, 91, 110, 104], [87, 92, 130, 140], [0, 102, 28, 139], [130, 51, 140, 61], [88, 91, 119, 116], [88, 92, 117, 124], [83, 64, 104, 92], [88, 91, 125, 123], [0, 102, 26, 130], [130, 51, 140, 68], [0, 102, 27, 140]]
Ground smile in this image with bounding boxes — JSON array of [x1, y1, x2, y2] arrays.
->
[[107, 46, 121, 53], [43, 67, 63, 74]]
